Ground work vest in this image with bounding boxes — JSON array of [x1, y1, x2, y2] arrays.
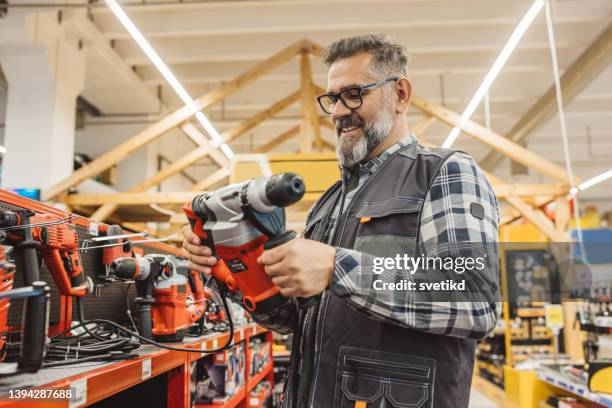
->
[[289, 142, 477, 408]]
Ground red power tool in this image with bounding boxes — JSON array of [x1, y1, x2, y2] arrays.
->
[[0, 241, 15, 361], [110, 254, 207, 342], [183, 172, 306, 313], [0, 210, 91, 297]]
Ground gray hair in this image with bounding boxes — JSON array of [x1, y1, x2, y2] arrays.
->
[[321, 34, 409, 78]]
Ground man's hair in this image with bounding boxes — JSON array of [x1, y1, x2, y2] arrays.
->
[[321, 34, 409, 78]]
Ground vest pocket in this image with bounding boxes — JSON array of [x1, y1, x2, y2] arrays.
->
[[334, 346, 435, 408], [353, 196, 423, 249]]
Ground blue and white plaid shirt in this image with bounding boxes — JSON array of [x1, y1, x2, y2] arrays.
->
[[253, 134, 500, 340]]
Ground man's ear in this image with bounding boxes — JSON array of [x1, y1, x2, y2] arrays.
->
[[395, 78, 412, 114]]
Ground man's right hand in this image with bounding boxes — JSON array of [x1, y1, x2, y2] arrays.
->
[[181, 224, 218, 275]]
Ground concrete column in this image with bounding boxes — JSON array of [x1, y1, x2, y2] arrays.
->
[[0, 11, 85, 190]]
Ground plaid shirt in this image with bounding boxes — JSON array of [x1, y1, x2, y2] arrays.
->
[[252, 134, 500, 340]]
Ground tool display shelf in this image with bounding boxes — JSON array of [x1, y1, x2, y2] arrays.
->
[[537, 366, 612, 408], [195, 328, 274, 408], [0, 323, 270, 408]]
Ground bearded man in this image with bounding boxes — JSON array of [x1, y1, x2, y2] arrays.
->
[[182, 34, 500, 408]]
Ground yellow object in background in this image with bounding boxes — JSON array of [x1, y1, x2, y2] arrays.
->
[[500, 223, 548, 242], [588, 363, 612, 394], [232, 153, 340, 194]]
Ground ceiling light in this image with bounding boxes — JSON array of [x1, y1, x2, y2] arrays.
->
[[570, 168, 612, 196], [442, 0, 545, 148], [104, 0, 232, 159]]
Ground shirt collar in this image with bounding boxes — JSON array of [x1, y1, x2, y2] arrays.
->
[[341, 133, 417, 176]]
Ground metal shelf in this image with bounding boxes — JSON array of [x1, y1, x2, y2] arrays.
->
[[537, 366, 612, 408], [0, 323, 270, 408]]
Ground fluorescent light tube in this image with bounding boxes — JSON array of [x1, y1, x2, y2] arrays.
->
[[442, 0, 545, 148], [104, 0, 232, 157]]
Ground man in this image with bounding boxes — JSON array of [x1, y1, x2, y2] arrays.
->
[[182, 34, 499, 408]]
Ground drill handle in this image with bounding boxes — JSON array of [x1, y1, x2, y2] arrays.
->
[[263, 231, 319, 309], [183, 201, 218, 259], [136, 303, 153, 340], [18, 282, 49, 373]]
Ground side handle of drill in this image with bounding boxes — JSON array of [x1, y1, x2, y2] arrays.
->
[[182, 205, 236, 294], [110, 257, 156, 339], [0, 210, 41, 285]]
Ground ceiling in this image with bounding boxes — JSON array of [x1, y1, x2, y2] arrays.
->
[[63, 0, 612, 205]]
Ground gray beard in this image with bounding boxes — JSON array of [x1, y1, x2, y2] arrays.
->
[[336, 107, 394, 168]]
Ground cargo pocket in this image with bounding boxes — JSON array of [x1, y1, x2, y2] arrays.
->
[[353, 196, 423, 258], [333, 346, 435, 408]]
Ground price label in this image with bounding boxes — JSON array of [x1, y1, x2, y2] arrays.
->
[[69, 379, 87, 408], [142, 359, 152, 380], [88, 223, 99, 237], [545, 304, 564, 331]]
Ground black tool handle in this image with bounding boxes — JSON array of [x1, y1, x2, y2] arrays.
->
[[14, 231, 41, 285], [19, 281, 49, 373], [263, 231, 319, 309], [136, 302, 153, 340]]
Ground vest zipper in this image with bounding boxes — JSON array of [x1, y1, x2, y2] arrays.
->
[[307, 144, 414, 407], [304, 187, 343, 408]]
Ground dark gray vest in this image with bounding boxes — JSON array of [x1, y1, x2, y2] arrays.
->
[[294, 143, 476, 408]]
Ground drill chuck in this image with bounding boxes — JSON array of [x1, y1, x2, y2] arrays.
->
[[0, 211, 19, 228], [264, 173, 305, 207], [110, 257, 150, 281]]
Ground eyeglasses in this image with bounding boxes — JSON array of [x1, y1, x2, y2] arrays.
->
[[316, 77, 399, 114]]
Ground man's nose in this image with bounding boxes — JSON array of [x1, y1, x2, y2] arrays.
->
[[331, 98, 351, 119]]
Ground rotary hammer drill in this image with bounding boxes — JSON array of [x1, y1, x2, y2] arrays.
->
[[183, 172, 306, 314]]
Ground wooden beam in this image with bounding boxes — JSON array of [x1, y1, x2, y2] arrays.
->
[[79, 189, 321, 208], [301, 39, 323, 58], [255, 125, 300, 153], [555, 196, 570, 234], [87, 91, 300, 221], [180, 122, 229, 167], [481, 22, 612, 170], [493, 183, 568, 198], [412, 115, 436, 136], [299, 51, 321, 152], [503, 196, 568, 241], [43, 39, 305, 201], [223, 90, 300, 142], [89, 145, 211, 221], [410, 95, 576, 184], [191, 168, 230, 191], [320, 138, 335, 151], [65, 191, 199, 206], [486, 173, 567, 241], [319, 117, 334, 132]]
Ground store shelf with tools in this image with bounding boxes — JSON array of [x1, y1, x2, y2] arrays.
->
[[0, 323, 270, 408], [194, 329, 274, 408]]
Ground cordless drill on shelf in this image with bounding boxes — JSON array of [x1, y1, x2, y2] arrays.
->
[[0, 210, 91, 297], [109, 254, 207, 342], [0, 233, 50, 375], [183, 172, 306, 314]]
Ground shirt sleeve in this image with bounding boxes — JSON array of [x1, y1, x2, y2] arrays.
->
[[330, 151, 500, 339]]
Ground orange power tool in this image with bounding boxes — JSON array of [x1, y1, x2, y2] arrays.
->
[[110, 254, 207, 342], [0, 210, 91, 297], [183, 172, 306, 313]]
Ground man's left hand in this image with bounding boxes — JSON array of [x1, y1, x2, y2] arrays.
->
[[258, 238, 336, 298]]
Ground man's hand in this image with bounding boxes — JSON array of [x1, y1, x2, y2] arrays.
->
[[258, 238, 336, 298], [181, 224, 217, 275]]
